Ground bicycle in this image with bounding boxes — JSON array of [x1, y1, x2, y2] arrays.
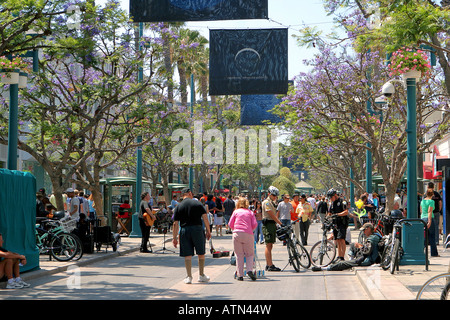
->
[[309, 215, 337, 267], [276, 220, 311, 272], [357, 214, 392, 244], [290, 219, 311, 269], [380, 219, 412, 274], [36, 216, 81, 262], [416, 273, 450, 300]]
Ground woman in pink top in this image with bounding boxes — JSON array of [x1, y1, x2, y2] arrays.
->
[[229, 197, 258, 281]]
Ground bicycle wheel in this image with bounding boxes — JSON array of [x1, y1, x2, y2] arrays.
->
[[310, 240, 336, 267], [71, 234, 84, 261], [295, 241, 311, 269], [416, 273, 450, 300], [358, 230, 367, 244], [380, 235, 393, 270], [389, 238, 400, 275], [50, 232, 78, 261], [287, 241, 301, 272]]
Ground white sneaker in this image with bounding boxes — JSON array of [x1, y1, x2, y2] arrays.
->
[[184, 276, 193, 284], [198, 274, 210, 283], [6, 281, 23, 289], [15, 279, 30, 288]]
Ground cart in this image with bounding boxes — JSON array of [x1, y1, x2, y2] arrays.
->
[[93, 225, 120, 253]]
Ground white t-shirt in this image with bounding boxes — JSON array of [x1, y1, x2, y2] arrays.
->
[[69, 197, 80, 221]]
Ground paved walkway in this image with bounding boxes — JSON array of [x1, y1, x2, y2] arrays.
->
[[19, 222, 450, 300]]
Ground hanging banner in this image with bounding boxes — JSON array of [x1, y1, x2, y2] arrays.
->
[[209, 28, 288, 96], [130, 0, 268, 22], [240, 94, 282, 125]]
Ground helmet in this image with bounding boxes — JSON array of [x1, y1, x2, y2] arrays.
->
[[327, 188, 337, 198], [390, 209, 403, 219], [268, 186, 279, 196]]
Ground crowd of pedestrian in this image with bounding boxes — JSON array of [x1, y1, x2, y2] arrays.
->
[[4, 182, 441, 290], [169, 182, 444, 283]]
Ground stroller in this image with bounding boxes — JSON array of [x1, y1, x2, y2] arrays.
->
[[93, 222, 120, 253]]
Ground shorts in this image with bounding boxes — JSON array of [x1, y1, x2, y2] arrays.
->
[[179, 225, 206, 257], [262, 221, 277, 244], [333, 225, 347, 240]]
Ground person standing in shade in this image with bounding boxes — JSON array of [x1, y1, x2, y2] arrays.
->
[[172, 188, 212, 284], [139, 192, 156, 253], [428, 182, 442, 244], [421, 188, 439, 257]]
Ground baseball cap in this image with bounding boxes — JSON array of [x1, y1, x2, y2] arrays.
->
[[66, 188, 74, 193], [181, 188, 191, 194], [361, 223, 374, 231]]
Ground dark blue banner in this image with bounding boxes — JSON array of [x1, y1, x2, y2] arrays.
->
[[209, 28, 288, 96], [240, 94, 282, 125], [130, 0, 268, 22]]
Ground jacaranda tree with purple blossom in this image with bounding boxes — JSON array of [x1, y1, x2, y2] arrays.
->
[[275, 14, 448, 211], [0, 0, 172, 214]]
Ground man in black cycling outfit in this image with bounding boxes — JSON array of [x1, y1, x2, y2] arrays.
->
[[327, 189, 349, 261]]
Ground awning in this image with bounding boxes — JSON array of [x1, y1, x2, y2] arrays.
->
[[423, 161, 434, 180]]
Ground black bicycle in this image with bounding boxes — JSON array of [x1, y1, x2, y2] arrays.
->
[[380, 219, 412, 274], [276, 221, 311, 272]]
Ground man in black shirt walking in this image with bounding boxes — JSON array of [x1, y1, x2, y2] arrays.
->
[[223, 194, 236, 234], [172, 188, 211, 284]]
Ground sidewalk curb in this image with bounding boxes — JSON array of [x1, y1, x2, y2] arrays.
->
[[356, 267, 417, 300], [22, 245, 140, 282]]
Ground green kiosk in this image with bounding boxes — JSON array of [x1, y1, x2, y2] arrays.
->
[[100, 177, 187, 236]]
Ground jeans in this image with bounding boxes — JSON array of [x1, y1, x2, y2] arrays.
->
[[299, 219, 310, 245], [422, 217, 438, 256], [254, 220, 263, 243]]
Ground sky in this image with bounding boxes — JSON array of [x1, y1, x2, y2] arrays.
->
[[98, 0, 339, 79]]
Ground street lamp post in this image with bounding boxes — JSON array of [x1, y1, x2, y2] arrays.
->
[[405, 76, 418, 220], [382, 73, 425, 265], [130, 22, 144, 238], [7, 82, 19, 170], [189, 74, 194, 191]]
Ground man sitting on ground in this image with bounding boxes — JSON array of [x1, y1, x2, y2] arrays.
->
[[312, 223, 381, 272]]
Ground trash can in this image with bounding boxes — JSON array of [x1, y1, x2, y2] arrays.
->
[[400, 219, 427, 266]]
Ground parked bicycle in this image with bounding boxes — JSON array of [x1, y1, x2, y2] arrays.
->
[[380, 219, 412, 274], [36, 214, 82, 262], [357, 214, 392, 244], [416, 273, 450, 300], [309, 215, 337, 267], [276, 220, 311, 272]]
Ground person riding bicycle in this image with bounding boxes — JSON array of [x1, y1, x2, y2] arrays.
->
[[312, 223, 381, 271], [262, 186, 282, 272], [327, 188, 349, 261]]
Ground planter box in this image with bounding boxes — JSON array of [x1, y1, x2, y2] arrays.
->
[[401, 70, 421, 80], [0, 69, 20, 85]]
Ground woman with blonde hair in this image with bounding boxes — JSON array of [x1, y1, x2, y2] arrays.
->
[[229, 197, 258, 281]]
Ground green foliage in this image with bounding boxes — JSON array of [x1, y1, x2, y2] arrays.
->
[[271, 175, 295, 197]]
